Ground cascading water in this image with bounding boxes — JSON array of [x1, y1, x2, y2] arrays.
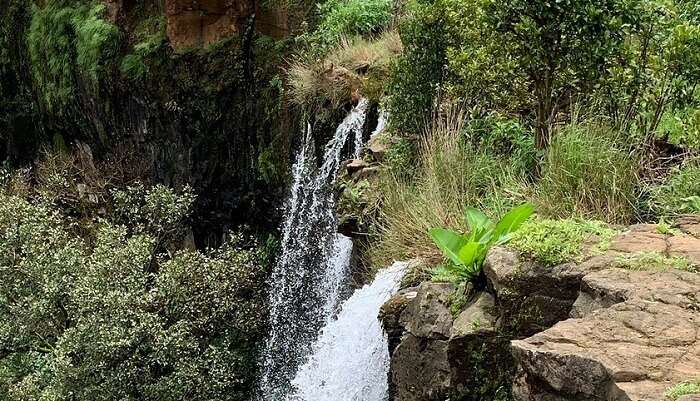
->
[[257, 100, 401, 401], [288, 261, 408, 401], [257, 99, 369, 400]]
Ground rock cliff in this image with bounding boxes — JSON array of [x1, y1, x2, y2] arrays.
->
[[381, 217, 700, 401]]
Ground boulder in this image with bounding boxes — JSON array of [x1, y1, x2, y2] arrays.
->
[[380, 287, 418, 355], [512, 298, 700, 401], [367, 136, 390, 162], [383, 287, 515, 401], [450, 292, 496, 338], [345, 159, 371, 177], [484, 247, 603, 336], [400, 282, 455, 339], [390, 334, 451, 401]]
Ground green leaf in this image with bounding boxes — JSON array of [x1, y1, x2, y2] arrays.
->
[[457, 242, 481, 266], [465, 207, 491, 231], [493, 203, 535, 244], [465, 207, 495, 243], [428, 228, 469, 266]]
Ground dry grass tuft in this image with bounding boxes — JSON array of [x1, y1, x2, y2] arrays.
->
[[287, 31, 402, 109]]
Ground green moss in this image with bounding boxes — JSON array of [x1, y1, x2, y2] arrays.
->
[[28, 1, 120, 113], [509, 218, 619, 266], [665, 379, 700, 400], [120, 15, 166, 81], [614, 251, 695, 272]]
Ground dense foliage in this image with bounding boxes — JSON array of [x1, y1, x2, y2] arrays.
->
[[0, 181, 268, 401], [27, 0, 119, 113]]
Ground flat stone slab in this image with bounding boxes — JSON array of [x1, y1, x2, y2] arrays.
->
[[512, 298, 700, 401], [572, 268, 700, 317]]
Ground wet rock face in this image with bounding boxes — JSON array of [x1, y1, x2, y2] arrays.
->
[[380, 284, 513, 401]]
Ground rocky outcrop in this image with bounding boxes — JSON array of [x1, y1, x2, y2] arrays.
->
[[512, 297, 700, 401], [383, 218, 700, 401], [483, 247, 615, 336], [165, 0, 251, 50], [380, 283, 513, 401], [510, 221, 700, 401], [164, 0, 289, 50]]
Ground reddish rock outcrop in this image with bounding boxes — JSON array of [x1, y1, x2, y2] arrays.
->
[[163, 0, 289, 51]]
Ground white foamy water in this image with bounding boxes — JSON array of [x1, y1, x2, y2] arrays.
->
[[287, 262, 408, 401], [257, 99, 370, 400], [371, 109, 389, 139], [257, 100, 397, 401]]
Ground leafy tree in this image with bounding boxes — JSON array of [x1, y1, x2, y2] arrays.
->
[[486, 0, 638, 148], [0, 186, 267, 401], [387, 0, 449, 135]]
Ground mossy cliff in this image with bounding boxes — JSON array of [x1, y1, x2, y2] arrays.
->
[[0, 0, 313, 244]]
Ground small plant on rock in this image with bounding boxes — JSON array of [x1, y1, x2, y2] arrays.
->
[[429, 203, 535, 282]]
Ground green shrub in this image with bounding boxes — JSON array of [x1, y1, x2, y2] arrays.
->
[[534, 124, 640, 224], [386, 0, 449, 135], [313, 0, 393, 50], [509, 218, 619, 266], [648, 161, 700, 216], [429, 203, 534, 282], [0, 189, 266, 401], [665, 379, 700, 401], [120, 16, 166, 81], [384, 136, 416, 177], [464, 113, 537, 174], [27, 1, 120, 113], [657, 107, 700, 150]]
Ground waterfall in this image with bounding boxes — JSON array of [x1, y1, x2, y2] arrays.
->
[[257, 100, 399, 401], [288, 262, 408, 401], [257, 99, 369, 400]]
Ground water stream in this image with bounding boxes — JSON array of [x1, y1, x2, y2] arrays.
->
[[256, 100, 402, 401]]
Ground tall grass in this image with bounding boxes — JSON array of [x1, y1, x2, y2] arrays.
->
[[368, 110, 527, 266], [534, 124, 640, 224]]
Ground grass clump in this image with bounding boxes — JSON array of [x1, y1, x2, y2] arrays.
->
[[28, 1, 120, 113], [369, 111, 528, 267], [288, 32, 402, 109], [509, 218, 619, 266], [665, 379, 700, 400], [648, 161, 700, 217], [614, 251, 695, 272], [534, 124, 640, 224]]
